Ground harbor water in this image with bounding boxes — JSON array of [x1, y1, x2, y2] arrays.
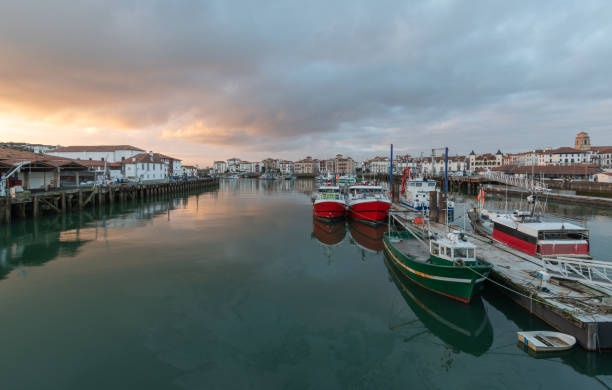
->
[[1, 179, 612, 389]]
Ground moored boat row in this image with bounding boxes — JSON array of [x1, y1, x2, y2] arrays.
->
[[313, 183, 391, 223]]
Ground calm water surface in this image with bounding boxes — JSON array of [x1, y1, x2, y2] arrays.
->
[[1, 179, 611, 389]]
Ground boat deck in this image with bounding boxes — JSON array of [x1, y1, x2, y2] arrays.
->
[[391, 204, 612, 351], [391, 238, 430, 262]]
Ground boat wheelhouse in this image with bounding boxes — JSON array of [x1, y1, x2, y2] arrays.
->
[[398, 168, 454, 213], [346, 185, 391, 223], [313, 185, 346, 219]]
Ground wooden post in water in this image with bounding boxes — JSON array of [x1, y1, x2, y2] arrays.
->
[[32, 196, 39, 218], [78, 190, 83, 209], [3, 197, 10, 223], [60, 192, 66, 214]]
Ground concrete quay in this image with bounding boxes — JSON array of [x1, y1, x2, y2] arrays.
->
[[391, 204, 612, 351]]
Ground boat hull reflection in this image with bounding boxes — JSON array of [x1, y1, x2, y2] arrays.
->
[[312, 217, 346, 246], [385, 254, 493, 356], [348, 219, 387, 252]]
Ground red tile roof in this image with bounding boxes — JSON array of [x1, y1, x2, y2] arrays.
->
[[0, 147, 88, 169], [49, 145, 144, 153], [123, 153, 166, 164], [548, 147, 584, 154], [492, 164, 599, 175]]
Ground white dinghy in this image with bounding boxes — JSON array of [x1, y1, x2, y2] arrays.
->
[[517, 331, 576, 352]]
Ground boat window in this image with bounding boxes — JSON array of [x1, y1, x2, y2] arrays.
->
[[431, 243, 439, 255], [467, 248, 475, 258], [429, 183, 435, 187], [455, 248, 468, 258], [415, 183, 422, 187]]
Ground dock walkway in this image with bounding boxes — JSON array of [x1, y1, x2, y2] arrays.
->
[[391, 204, 612, 351], [0, 178, 219, 223]]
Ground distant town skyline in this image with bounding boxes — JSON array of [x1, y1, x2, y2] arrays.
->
[[1, 1, 612, 166]]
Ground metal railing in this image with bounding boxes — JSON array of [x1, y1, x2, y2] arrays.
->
[[542, 257, 612, 286], [481, 171, 548, 192]]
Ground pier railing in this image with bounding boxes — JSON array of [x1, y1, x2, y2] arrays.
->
[[542, 257, 612, 287], [481, 171, 548, 192]]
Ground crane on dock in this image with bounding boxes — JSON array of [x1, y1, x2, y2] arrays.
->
[[0, 161, 30, 197]]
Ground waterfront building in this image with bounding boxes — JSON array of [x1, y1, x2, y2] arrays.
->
[[261, 158, 280, 173], [0, 142, 58, 154], [319, 159, 332, 175], [591, 147, 612, 168], [239, 161, 257, 173], [492, 164, 599, 181], [468, 150, 504, 173], [182, 165, 199, 177], [294, 156, 320, 175], [149, 153, 182, 178], [226, 158, 242, 173], [122, 152, 168, 182], [422, 156, 468, 175], [78, 160, 123, 182], [213, 161, 227, 174], [365, 156, 390, 174], [0, 148, 89, 191], [595, 172, 612, 183], [548, 147, 590, 165], [575, 131, 591, 151], [46, 145, 144, 163], [334, 154, 355, 175], [279, 160, 294, 175]]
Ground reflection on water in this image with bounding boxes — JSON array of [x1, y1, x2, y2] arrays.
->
[[1, 179, 612, 389], [348, 219, 387, 253], [384, 254, 493, 357], [311, 218, 346, 247], [483, 287, 612, 378], [0, 191, 212, 281], [310, 217, 388, 263]]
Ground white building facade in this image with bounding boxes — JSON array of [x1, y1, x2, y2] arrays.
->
[[47, 145, 144, 163], [122, 153, 168, 182]]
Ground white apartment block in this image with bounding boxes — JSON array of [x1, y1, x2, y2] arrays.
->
[[47, 145, 144, 163], [213, 161, 227, 174], [239, 161, 257, 173], [122, 152, 168, 182], [182, 165, 199, 177], [226, 158, 242, 173], [279, 160, 294, 175], [469, 150, 504, 173]]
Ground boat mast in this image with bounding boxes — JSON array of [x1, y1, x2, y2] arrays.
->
[[389, 143, 393, 199], [444, 147, 449, 231]]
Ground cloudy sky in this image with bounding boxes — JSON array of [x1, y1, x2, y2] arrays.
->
[[1, 0, 611, 165]]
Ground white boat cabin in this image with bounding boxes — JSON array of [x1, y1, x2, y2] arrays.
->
[[317, 185, 342, 200], [400, 179, 437, 209], [430, 232, 477, 264], [348, 185, 387, 200]]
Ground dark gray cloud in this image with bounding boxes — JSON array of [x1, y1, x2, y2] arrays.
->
[[1, 0, 611, 160]]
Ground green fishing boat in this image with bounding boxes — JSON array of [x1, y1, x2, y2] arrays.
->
[[383, 230, 492, 303]]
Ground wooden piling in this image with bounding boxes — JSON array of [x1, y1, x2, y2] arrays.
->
[[32, 196, 39, 218]]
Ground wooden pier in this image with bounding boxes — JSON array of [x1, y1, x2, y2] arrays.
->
[[391, 204, 612, 351], [0, 178, 219, 223]]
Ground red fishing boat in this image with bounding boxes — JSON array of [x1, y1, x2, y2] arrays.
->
[[313, 185, 346, 219], [468, 193, 590, 258], [346, 185, 391, 223]]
